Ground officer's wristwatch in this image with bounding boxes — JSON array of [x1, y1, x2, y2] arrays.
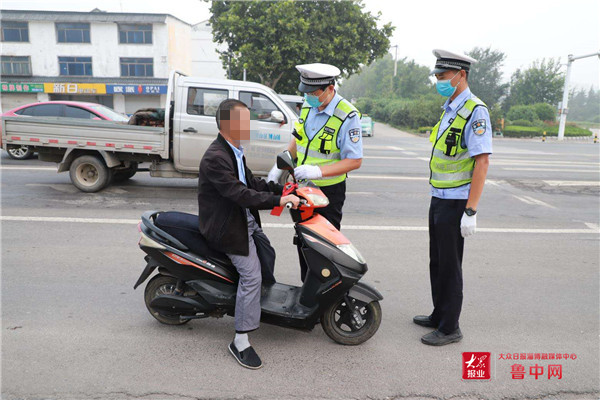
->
[[465, 207, 477, 216]]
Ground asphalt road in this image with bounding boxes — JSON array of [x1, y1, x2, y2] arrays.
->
[[2, 123, 599, 400]]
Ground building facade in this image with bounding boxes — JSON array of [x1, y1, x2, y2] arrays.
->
[[0, 9, 226, 114]]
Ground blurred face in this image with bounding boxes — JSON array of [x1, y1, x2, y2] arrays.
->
[[220, 106, 250, 143], [307, 84, 333, 103]]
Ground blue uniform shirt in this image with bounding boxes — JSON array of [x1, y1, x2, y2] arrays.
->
[[225, 139, 247, 185], [303, 92, 363, 159], [431, 88, 493, 200]]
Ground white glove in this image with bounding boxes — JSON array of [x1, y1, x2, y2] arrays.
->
[[267, 163, 283, 183], [294, 165, 322, 180], [460, 212, 477, 238]]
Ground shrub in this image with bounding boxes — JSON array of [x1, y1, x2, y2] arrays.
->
[[506, 105, 538, 122], [503, 125, 592, 137], [511, 119, 534, 127], [532, 102, 556, 122]]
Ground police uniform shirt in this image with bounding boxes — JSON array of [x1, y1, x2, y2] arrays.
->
[[431, 88, 493, 200], [302, 92, 363, 159]]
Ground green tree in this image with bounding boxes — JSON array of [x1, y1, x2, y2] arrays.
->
[[504, 58, 564, 111], [465, 46, 508, 107], [339, 54, 433, 100], [209, 0, 394, 93]]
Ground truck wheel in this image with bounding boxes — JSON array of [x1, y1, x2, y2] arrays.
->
[[69, 155, 112, 193], [113, 162, 138, 182], [7, 145, 34, 160]]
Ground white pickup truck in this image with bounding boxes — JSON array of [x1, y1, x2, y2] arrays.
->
[[1, 71, 297, 192]]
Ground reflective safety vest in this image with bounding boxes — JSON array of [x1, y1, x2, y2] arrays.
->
[[429, 97, 487, 189], [295, 98, 360, 187]]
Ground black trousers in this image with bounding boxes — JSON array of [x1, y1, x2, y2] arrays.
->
[[428, 197, 467, 334], [299, 181, 346, 281]]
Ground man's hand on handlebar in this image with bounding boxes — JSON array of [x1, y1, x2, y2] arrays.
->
[[280, 194, 300, 209]]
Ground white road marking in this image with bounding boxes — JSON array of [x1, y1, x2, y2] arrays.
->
[[351, 175, 428, 181], [402, 151, 418, 156], [1, 215, 598, 234], [512, 195, 556, 209], [346, 191, 374, 195], [585, 222, 600, 231], [544, 180, 600, 187], [493, 159, 599, 166], [417, 157, 430, 162], [387, 146, 405, 151], [363, 156, 420, 160], [502, 167, 598, 173], [0, 166, 57, 171]]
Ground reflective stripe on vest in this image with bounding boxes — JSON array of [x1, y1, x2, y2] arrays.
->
[[295, 98, 360, 187], [429, 97, 486, 189]]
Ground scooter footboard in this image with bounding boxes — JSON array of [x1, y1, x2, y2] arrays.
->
[[348, 282, 383, 304]]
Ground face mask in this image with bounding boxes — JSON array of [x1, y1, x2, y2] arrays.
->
[[436, 71, 461, 97], [304, 90, 326, 107]]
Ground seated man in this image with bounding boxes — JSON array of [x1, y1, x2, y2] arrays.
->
[[197, 98, 299, 369]]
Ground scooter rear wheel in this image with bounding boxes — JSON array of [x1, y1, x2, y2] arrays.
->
[[144, 274, 193, 325], [321, 297, 382, 345]]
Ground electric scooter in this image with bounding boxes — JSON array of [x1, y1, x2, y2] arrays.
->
[[134, 151, 382, 345]]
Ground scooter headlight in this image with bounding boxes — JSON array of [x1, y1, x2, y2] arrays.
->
[[305, 193, 329, 207], [337, 243, 365, 264]]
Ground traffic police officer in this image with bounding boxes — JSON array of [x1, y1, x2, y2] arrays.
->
[[413, 50, 492, 346], [267, 63, 363, 280]]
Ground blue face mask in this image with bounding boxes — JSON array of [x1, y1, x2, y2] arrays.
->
[[436, 71, 461, 97], [304, 91, 324, 108]]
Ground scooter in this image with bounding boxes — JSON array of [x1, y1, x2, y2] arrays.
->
[[134, 151, 383, 345]]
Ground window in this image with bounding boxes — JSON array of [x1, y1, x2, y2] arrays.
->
[[19, 104, 64, 117], [64, 106, 98, 119], [120, 57, 153, 77], [118, 24, 152, 44], [1, 56, 31, 76], [240, 92, 283, 122], [56, 23, 90, 43], [186, 88, 228, 116], [59, 57, 92, 76], [1, 21, 29, 42]]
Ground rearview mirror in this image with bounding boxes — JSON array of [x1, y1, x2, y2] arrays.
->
[[270, 110, 284, 123], [276, 150, 295, 171]]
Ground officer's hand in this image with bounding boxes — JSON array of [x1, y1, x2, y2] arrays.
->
[[267, 163, 283, 183], [460, 213, 477, 238], [294, 165, 322, 180], [280, 194, 300, 209]]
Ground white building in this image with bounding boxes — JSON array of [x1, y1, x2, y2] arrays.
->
[[191, 20, 227, 80], [0, 9, 226, 114]]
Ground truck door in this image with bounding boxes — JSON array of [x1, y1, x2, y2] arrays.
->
[[174, 85, 230, 172], [238, 91, 291, 174]]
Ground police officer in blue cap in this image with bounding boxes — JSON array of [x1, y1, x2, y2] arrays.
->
[[413, 49, 492, 346]]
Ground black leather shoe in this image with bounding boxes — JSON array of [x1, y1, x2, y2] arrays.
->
[[228, 342, 263, 369], [413, 315, 437, 328], [421, 329, 463, 346]]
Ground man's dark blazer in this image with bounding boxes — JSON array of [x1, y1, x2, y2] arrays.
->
[[197, 134, 283, 256]]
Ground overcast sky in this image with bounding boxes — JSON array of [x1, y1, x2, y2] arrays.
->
[[3, 0, 598, 90]]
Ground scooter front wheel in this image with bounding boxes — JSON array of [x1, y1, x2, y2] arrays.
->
[[321, 296, 382, 345], [144, 274, 192, 325]]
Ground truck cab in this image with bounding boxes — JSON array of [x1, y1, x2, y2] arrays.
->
[[172, 74, 298, 175]]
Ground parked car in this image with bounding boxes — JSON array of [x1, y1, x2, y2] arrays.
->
[[1, 101, 129, 160], [361, 115, 374, 137], [279, 94, 304, 116]]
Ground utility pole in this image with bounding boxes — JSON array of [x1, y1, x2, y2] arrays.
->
[[557, 51, 600, 140], [391, 45, 399, 77]]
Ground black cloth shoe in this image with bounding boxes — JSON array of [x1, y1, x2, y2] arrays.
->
[[413, 315, 437, 328], [228, 342, 263, 369], [421, 329, 463, 346]]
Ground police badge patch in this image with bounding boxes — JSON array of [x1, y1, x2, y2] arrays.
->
[[472, 119, 487, 135], [349, 128, 361, 143]]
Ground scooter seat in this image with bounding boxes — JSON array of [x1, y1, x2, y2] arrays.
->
[[154, 211, 233, 267]]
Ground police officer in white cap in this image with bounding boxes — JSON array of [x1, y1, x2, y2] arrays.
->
[[413, 49, 492, 346], [267, 63, 363, 280]]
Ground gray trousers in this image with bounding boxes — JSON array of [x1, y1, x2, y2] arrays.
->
[[226, 211, 263, 333]]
